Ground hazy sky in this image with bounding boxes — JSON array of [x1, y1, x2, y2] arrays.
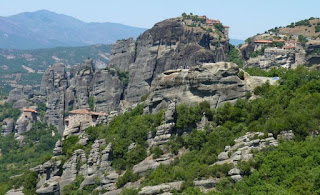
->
[[2, 0, 320, 39]]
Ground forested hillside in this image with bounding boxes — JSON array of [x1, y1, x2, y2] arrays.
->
[[2, 66, 320, 194]]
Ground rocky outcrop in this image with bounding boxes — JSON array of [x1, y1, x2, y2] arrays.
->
[[91, 70, 123, 112], [1, 118, 14, 136], [15, 107, 38, 135], [57, 140, 115, 193], [133, 154, 175, 175], [65, 59, 95, 110], [245, 48, 296, 69], [13, 99, 31, 109], [53, 140, 62, 156], [215, 131, 294, 182], [143, 62, 247, 114], [125, 18, 229, 103], [31, 158, 62, 195], [108, 38, 136, 72], [36, 176, 60, 195], [41, 63, 68, 133], [8, 86, 33, 103], [6, 187, 24, 195], [138, 181, 183, 195]]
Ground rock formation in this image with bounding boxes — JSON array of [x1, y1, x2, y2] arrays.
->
[[143, 62, 247, 114], [8, 86, 34, 103], [123, 18, 229, 103], [41, 63, 68, 133], [1, 118, 14, 136], [15, 107, 38, 135], [215, 131, 294, 182], [108, 38, 136, 72]]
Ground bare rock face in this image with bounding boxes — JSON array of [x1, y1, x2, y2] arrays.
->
[[125, 18, 229, 103], [91, 70, 123, 112], [8, 86, 34, 103], [144, 62, 247, 114], [245, 48, 297, 69], [1, 118, 14, 136], [108, 38, 136, 72], [6, 187, 24, 195], [41, 63, 68, 133], [66, 59, 95, 110]]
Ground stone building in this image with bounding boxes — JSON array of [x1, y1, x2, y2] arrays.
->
[[63, 109, 107, 137], [15, 108, 38, 135]]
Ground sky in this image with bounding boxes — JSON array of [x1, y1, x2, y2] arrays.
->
[[1, 0, 320, 40]]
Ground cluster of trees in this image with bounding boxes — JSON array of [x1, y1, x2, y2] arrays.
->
[[250, 46, 266, 58], [298, 34, 309, 46], [0, 102, 20, 122], [0, 122, 59, 195], [228, 45, 244, 67]]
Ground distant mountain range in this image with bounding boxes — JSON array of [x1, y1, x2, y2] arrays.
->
[[230, 39, 245, 46], [0, 10, 146, 49]]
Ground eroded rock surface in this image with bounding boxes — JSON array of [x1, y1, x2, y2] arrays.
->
[[1, 118, 14, 136], [125, 18, 229, 103], [144, 62, 247, 113]]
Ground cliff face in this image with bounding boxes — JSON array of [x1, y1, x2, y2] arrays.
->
[[143, 62, 247, 114], [32, 17, 231, 132], [109, 18, 230, 103], [40, 59, 123, 133], [40, 63, 68, 133]]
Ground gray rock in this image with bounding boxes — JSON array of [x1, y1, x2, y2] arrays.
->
[[230, 175, 243, 182], [102, 189, 122, 195], [1, 118, 14, 136], [125, 18, 229, 104], [53, 140, 62, 156], [194, 178, 220, 189], [36, 176, 60, 195], [6, 187, 24, 195], [164, 102, 176, 123], [138, 181, 183, 195], [59, 149, 87, 192], [144, 62, 248, 114], [91, 70, 123, 112], [41, 63, 68, 134], [108, 38, 136, 72], [8, 86, 33, 103], [13, 99, 30, 109], [218, 152, 229, 161], [133, 159, 160, 175], [228, 168, 241, 176]]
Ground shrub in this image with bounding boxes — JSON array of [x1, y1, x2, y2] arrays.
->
[[116, 169, 140, 188], [150, 147, 164, 159]]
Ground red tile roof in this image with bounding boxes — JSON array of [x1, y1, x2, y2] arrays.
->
[[23, 109, 38, 113], [254, 40, 273, 44]]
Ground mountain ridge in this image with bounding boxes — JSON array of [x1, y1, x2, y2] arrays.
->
[[0, 10, 146, 49]]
